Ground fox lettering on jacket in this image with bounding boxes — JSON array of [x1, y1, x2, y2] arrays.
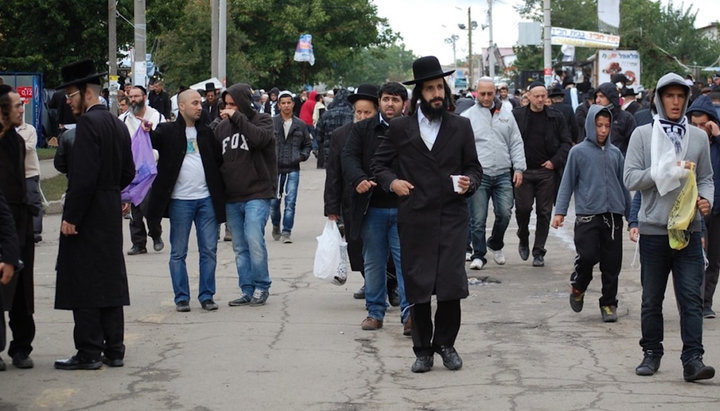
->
[[222, 132, 249, 154]]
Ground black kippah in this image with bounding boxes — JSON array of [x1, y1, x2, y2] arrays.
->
[[0, 84, 12, 98], [527, 81, 546, 91]]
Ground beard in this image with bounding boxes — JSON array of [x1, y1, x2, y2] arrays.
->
[[130, 99, 145, 116], [420, 96, 446, 121]]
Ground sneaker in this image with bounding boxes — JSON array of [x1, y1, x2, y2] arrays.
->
[[127, 245, 147, 256], [532, 255, 544, 267], [703, 307, 716, 319], [636, 352, 662, 376], [175, 300, 191, 312], [250, 289, 269, 306], [469, 258, 485, 270], [489, 247, 506, 265], [11, 353, 33, 369], [569, 286, 585, 313], [465, 251, 472, 262], [683, 357, 715, 382], [281, 233, 292, 243], [201, 299, 219, 311], [600, 305, 618, 322], [272, 225, 281, 241], [228, 294, 252, 306], [152, 237, 164, 252]]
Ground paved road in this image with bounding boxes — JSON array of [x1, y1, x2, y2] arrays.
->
[[2, 162, 719, 410]]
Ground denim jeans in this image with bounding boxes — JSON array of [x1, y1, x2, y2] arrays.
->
[[468, 173, 514, 262], [361, 207, 409, 323], [168, 197, 218, 304], [270, 170, 299, 235], [227, 199, 272, 295], [639, 233, 705, 363]]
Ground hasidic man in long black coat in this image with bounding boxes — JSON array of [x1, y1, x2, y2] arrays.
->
[[372, 56, 482, 373], [53, 60, 135, 370]]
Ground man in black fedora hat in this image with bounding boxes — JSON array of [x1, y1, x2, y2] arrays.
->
[[53, 59, 135, 370], [372, 56, 482, 373], [202, 82, 221, 123]]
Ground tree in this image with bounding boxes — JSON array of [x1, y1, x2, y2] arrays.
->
[[331, 43, 416, 86]]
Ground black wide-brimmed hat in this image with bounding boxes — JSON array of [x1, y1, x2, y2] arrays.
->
[[621, 86, 638, 97], [347, 84, 379, 104], [402, 56, 454, 86], [204, 82, 218, 92], [56, 59, 107, 90], [548, 86, 565, 98]]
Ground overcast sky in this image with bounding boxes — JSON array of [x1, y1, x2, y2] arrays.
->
[[372, 0, 717, 65]]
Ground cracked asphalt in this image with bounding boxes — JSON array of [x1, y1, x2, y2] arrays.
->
[[1, 162, 719, 410]]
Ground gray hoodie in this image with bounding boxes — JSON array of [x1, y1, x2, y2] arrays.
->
[[623, 73, 714, 235], [555, 105, 630, 217]]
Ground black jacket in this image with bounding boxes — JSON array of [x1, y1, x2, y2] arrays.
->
[[551, 102, 579, 143], [272, 115, 312, 174], [512, 105, 572, 170], [595, 82, 637, 155], [323, 122, 353, 217], [149, 89, 172, 120], [148, 114, 226, 223]]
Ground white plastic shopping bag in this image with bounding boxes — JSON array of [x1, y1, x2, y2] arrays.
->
[[313, 220, 348, 285]]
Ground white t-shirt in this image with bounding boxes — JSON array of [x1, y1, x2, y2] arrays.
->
[[172, 127, 210, 200]]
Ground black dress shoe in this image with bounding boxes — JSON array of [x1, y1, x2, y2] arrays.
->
[[635, 352, 661, 376], [683, 358, 715, 382], [388, 288, 400, 307], [12, 353, 34, 369], [54, 356, 102, 370], [102, 356, 124, 367], [437, 346, 463, 370], [127, 245, 147, 256], [353, 285, 365, 299], [411, 355, 434, 373], [532, 255, 544, 267], [518, 244, 530, 261], [152, 237, 164, 252]]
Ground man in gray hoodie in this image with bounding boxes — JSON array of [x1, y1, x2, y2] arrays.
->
[[552, 105, 630, 322], [624, 73, 715, 382]]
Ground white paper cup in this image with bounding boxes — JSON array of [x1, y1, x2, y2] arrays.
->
[[451, 175, 462, 193]]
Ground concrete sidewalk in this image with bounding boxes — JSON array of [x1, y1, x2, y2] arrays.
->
[[2, 162, 719, 410]]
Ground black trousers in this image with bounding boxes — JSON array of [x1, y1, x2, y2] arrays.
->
[[7, 273, 35, 358], [72, 307, 125, 362], [130, 197, 162, 248], [569, 213, 623, 307], [411, 299, 461, 357], [703, 213, 720, 310], [515, 168, 556, 257]]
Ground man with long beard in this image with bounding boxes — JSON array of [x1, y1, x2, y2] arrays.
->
[[372, 56, 482, 373]]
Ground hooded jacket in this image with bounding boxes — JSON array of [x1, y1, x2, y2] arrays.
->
[[595, 82, 637, 155], [215, 84, 277, 202], [555, 105, 630, 217], [687, 95, 720, 214], [623, 73, 715, 235], [299, 90, 317, 126], [263, 87, 280, 117]]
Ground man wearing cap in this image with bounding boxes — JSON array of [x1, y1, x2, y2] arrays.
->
[[270, 90, 312, 243], [202, 82, 221, 123], [372, 56, 482, 373], [343, 82, 410, 334], [625, 72, 715, 382], [119, 85, 165, 256], [215, 83, 276, 307], [512, 81, 572, 267], [53, 60, 135, 370], [685, 95, 720, 319], [548, 86, 579, 143]]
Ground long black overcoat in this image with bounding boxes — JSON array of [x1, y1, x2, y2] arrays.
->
[[371, 111, 482, 303], [55, 104, 135, 309]]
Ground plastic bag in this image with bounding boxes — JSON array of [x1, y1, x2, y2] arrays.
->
[[667, 167, 697, 250], [313, 221, 348, 285]]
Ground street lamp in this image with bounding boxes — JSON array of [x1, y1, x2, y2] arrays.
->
[[445, 34, 459, 72], [458, 8, 478, 89]]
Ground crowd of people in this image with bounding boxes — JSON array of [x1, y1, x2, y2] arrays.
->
[[1, 56, 720, 379]]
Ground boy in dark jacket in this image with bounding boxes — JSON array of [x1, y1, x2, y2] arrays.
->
[[270, 91, 312, 243], [551, 105, 630, 322]]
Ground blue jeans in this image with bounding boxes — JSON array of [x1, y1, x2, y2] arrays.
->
[[468, 173, 514, 262], [639, 233, 705, 363], [361, 207, 409, 323], [168, 197, 218, 304], [270, 170, 299, 235], [226, 199, 272, 295]]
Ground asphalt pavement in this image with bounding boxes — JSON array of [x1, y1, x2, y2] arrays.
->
[[1, 161, 719, 410]]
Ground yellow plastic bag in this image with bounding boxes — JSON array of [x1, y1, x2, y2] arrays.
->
[[667, 167, 697, 250]]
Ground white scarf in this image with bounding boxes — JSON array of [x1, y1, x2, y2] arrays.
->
[[650, 114, 689, 196]]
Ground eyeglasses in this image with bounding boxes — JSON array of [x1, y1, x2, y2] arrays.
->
[[65, 90, 80, 100], [477, 92, 494, 96]]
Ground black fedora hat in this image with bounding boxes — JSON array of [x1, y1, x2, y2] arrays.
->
[[347, 84, 379, 104], [56, 59, 107, 90], [204, 82, 218, 92], [621, 86, 638, 97], [402, 56, 454, 86], [548, 86, 565, 98]]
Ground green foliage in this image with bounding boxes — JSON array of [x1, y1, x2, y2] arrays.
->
[[512, 0, 720, 87], [331, 44, 416, 86]]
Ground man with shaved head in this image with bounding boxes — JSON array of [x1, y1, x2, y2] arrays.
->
[[147, 89, 226, 312]]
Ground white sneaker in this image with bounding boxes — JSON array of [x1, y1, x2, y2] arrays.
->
[[465, 252, 472, 261], [470, 258, 485, 270], [490, 248, 506, 265]]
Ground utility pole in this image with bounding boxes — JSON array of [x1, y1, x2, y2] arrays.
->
[[467, 7, 473, 89], [108, 0, 118, 114], [488, 0, 495, 79], [211, 0, 219, 78], [543, 0, 552, 86], [133, 0, 147, 86], [218, 0, 227, 86]]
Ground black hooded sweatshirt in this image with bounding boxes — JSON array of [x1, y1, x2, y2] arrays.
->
[[595, 82, 637, 155]]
